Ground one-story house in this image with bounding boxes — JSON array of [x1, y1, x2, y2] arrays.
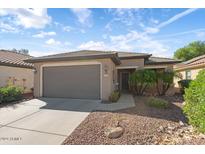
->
[[174, 54, 205, 87], [0, 50, 34, 93], [25, 50, 180, 101]]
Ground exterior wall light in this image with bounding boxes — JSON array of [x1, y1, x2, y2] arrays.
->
[[32, 68, 37, 74]]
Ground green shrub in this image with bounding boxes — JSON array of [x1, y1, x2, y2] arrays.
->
[[129, 69, 156, 95], [109, 91, 121, 102], [146, 97, 169, 109], [178, 79, 192, 93], [183, 70, 205, 133], [0, 86, 23, 103], [156, 70, 179, 96]]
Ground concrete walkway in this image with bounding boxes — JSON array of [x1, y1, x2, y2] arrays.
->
[[0, 94, 134, 145], [96, 94, 135, 111], [0, 98, 99, 145]]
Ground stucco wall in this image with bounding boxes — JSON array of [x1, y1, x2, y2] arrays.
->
[[119, 59, 144, 68], [0, 65, 34, 93], [33, 58, 116, 101], [174, 67, 204, 87]]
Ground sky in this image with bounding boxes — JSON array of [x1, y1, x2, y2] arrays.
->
[[0, 8, 205, 57]]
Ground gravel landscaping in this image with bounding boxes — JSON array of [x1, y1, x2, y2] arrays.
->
[[63, 95, 205, 145]]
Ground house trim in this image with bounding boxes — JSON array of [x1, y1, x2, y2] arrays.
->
[[116, 66, 139, 69]]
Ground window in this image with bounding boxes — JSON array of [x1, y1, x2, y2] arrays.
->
[[186, 70, 191, 79]]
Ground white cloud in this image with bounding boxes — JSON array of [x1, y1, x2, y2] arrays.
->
[[109, 31, 170, 57], [0, 8, 51, 29], [105, 22, 112, 31], [63, 26, 72, 32], [106, 9, 143, 31], [78, 41, 107, 50], [157, 9, 198, 29], [141, 9, 197, 34], [144, 27, 159, 34], [64, 41, 71, 46], [45, 38, 61, 45], [110, 31, 142, 43], [80, 29, 86, 33], [156, 28, 205, 39], [143, 9, 198, 35], [109, 9, 139, 26], [78, 30, 170, 57], [29, 50, 58, 57], [196, 31, 205, 38], [0, 21, 18, 33], [70, 9, 92, 27], [150, 18, 159, 24], [32, 31, 56, 38]]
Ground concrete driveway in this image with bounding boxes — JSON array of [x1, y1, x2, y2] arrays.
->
[[0, 98, 100, 145]]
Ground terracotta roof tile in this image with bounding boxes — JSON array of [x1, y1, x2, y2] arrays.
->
[[145, 56, 181, 64], [174, 54, 205, 70], [0, 50, 33, 68]]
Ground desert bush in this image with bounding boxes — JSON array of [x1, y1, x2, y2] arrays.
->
[[109, 91, 121, 102], [146, 97, 169, 109], [156, 70, 178, 96], [0, 86, 23, 103], [178, 79, 192, 93], [183, 70, 205, 133], [129, 69, 156, 95]]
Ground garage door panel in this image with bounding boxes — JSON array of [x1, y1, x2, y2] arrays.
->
[[43, 65, 100, 99]]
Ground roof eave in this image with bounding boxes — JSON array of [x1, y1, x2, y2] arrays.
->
[[119, 54, 151, 60], [145, 61, 182, 65], [0, 62, 34, 69], [25, 53, 121, 65]]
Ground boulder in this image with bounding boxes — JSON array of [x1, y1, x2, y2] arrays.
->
[[104, 127, 124, 139]]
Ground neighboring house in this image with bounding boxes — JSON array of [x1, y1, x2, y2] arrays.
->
[[0, 50, 34, 93], [25, 50, 180, 101], [174, 54, 205, 87]]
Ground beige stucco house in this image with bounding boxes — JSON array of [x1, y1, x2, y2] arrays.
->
[[174, 54, 205, 87], [26, 50, 180, 101], [0, 50, 34, 93]]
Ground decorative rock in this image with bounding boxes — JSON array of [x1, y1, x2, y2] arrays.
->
[[178, 133, 184, 138], [158, 126, 164, 132], [199, 133, 205, 139], [104, 127, 124, 139], [167, 126, 175, 131], [167, 130, 173, 135], [115, 121, 120, 127], [179, 121, 185, 126]]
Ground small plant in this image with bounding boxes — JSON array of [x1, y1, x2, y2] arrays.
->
[[183, 70, 205, 133], [178, 79, 192, 94], [146, 97, 169, 109], [0, 86, 23, 103], [109, 91, 121, 102]]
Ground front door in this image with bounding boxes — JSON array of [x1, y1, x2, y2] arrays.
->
[[121, 72, 129, 91]]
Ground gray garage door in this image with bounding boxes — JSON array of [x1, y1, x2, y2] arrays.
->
[[43, 64, 100, 99]]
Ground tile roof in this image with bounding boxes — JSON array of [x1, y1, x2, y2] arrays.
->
[[145, 56, 181, 65], [26, 50, 122, 65], [116, 51, 151, 58], [29, 50, 115, 60], [26, 50, 151, 62], [0, 50, 33, 68], [174, 54, 205, 70], [25, 50, 180, 65]]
